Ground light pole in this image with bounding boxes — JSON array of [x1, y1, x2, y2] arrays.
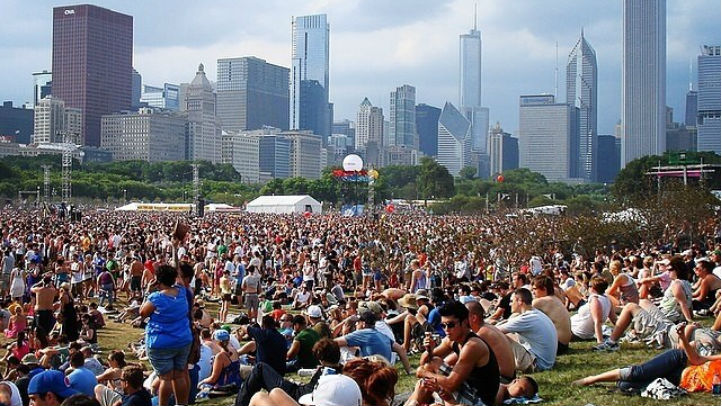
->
[[123, 189, 127, 203]]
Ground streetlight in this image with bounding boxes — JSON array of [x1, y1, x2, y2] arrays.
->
[[123, 189, 127, 203]]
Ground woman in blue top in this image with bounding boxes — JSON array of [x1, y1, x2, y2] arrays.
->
[[140, 265, 192, 406]]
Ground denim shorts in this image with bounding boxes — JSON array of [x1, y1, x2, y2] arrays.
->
[[147, 343, 192, 375]]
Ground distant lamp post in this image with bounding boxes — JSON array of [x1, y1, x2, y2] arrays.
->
[[123, 188, 127, 203]]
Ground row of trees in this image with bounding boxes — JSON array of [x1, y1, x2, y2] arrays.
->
[[0, 152, 718, 213]]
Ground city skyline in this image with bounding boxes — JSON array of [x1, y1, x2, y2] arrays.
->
[[0, 0, 719, 139]]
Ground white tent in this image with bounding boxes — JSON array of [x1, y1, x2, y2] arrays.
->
[[245, 195, 322, 214]]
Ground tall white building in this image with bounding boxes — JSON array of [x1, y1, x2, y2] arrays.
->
[[697, 45, 720, 154], [33, 96, 65, 144], [437, 102, 471, 177], [186, 64, 222, 163], [221, 131, 260, 183], [33, 96, 83, 145], [518, 95, 579, 182], [355, 98, 384, 171], [100, 108, 187, 162], [567, 29, 597, 181], [622, 0, 666, 166], [459, 10, 490, 177], [290, 14, 330, 140]]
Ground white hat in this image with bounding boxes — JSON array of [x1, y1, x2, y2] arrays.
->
[[305, 305, 322, 319], [298, 375, 362, 406]]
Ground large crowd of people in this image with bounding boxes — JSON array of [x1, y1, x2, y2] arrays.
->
[[0, 206, 719, 406]]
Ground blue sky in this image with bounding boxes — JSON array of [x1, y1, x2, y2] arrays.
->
[[1, 0, 719, 136]]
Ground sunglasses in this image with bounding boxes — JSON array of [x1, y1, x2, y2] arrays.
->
[[440, 322, 457, 330]]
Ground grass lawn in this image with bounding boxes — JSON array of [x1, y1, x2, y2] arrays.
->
[[10, 298, 719, 406]]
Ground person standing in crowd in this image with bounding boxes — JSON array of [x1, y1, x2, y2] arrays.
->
[[139, 265, 192, 406]]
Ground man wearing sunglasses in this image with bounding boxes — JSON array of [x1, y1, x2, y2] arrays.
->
[[408, 300, 499, 406]]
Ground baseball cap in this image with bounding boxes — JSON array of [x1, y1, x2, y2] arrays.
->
[[358, 301, 383, 316], [305, 305, 323, 319], [213, 329, 230, 342], [28, 370, 79, 398], [298, 375, 362, 406]]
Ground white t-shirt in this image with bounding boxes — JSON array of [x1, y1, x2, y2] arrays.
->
[[198, 344, 213, 382], [500, 309, 557, 371], [570, 294, 612, 340]]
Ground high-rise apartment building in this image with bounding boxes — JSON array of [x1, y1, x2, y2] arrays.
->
[[518, 95, 579, 182], [416, 104, 441, 157], [355, 98, 384, 150], [33, 96, 65, 144], [567, 29, 597, 181], [52, 4, 133, 147], [388, 85, 417, 149], [437, 102, 471, 177], [488, 122, 518, 176], [186, 64, 222, 163], [697, 45, 720, 154], [622, 0, 666, 166], [33, 96, 83, 145], [100, 108, 187, 162], [217, 57, 289, 132], [290, 14, 331, 141]]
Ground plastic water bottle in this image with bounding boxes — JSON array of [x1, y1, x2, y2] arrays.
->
[[712, 372, 720, 395], [297, 368, 315, 377]]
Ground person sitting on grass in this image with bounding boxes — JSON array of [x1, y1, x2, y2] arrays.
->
[[573, 323, 722, 394], [594, 256, 694, 351], [95, 365, 152, 406], [570, 277, 617, 344], [197, 329, 240, 391], [406, 300, 500, 406], [235, 338, 343, 406]]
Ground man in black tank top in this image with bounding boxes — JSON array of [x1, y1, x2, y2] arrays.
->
[[407, 300, 500, 406]]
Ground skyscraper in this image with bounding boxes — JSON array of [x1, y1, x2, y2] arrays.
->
[[217, 57, 289, 132], [389, 85, 417, 148], [622, 0, 666, 166], [52, 5, 133, 147], [459, 9, 490, 177], [186, 64, 222, 163], [488, 123, 519, 176], [566, 29, 597, 181], [697, 45, 720, 154], [518, 95, 579, 182], [290, 14, 330, 141], [416, 104, 441, 157], [437, 102, 471, 177], [355, 98, 383, 149]]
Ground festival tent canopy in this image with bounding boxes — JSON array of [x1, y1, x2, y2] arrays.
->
[[245, 195, 321, 214]]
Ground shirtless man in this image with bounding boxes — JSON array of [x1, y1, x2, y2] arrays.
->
[[129, 256, 144, 297], [465, 300, 517, 383], [692, 259, 720, 314], [408, 300, 500, 406], [531, 276, 572, 354], [31, 275, 57, 334]]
